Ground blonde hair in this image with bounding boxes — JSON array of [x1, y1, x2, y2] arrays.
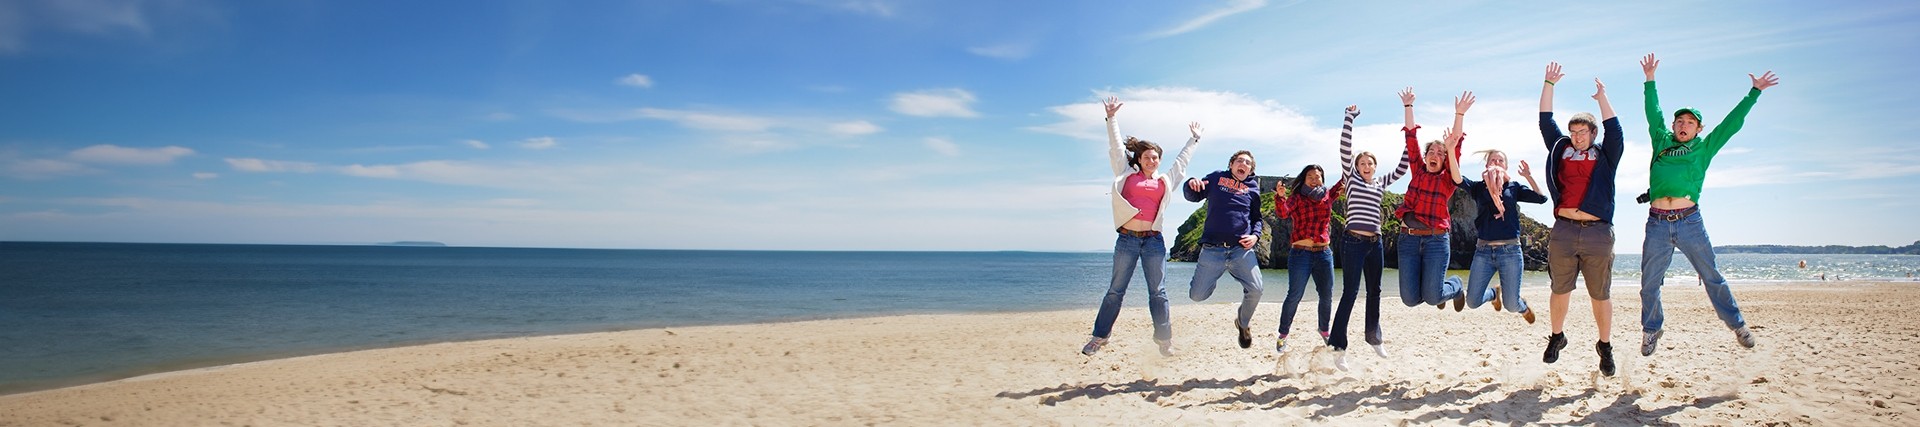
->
[[1474, 149, 1506, 165]]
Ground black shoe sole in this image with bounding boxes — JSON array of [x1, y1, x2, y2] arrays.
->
[[1543, 335, 1568, 364], [1237, 327, 1251, 349]]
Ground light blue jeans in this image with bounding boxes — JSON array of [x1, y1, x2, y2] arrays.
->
[[1091, 233, 1171, 340], [1398, 233, 1462, 307], [1280, 247, 1334, 337], [1464, 242, 1529, 314], [1641, 208, 1746, 332], [1190, 244, 1263, 330]]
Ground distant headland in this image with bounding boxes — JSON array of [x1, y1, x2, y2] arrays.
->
[[1717, 241, 1920, 255]]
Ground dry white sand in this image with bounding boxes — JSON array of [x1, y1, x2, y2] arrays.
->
[[2, 282, 1915, 426]]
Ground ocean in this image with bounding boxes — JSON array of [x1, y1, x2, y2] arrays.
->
[[3, 242, 1915, 395]]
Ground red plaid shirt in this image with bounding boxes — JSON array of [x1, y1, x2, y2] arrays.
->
[[1393, 125, 1463, 231], [1275, 180, 1344, 245]]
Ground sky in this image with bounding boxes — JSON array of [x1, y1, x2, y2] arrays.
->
[[2, 0, 1918, 252]]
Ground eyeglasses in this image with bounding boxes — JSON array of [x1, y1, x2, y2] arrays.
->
[[1230, 158, 1253, 165], [1570, 129, 1592, 136]]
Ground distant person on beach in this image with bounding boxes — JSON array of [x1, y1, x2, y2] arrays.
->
[[1538, 63, 1626, 376], [1271, 163, 1339, 355], [1637, 53, 1779, 356], [1394, 88, 1474, 312], [1329, 104, 1411, 370], [1082, 97, 1203, 357], [1183, 148, 1266, 350], [1443, 145, 1546, 327]]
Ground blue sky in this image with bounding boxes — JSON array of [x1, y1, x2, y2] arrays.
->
[[2, 0, 1917, 252]]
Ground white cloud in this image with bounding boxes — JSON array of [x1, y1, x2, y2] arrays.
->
[[617, 73, 654, 88], [967, 42, 1032, 60], [638, 108, 776, 132], [192, 172, 218, 179], [519, 137, 558, 150], [924, 137, 960, 156], [1144, 0, 1268, 39], [890, 88, 979, 118], [2, 158, 95, 179], [68, 144, 194, 164], [725, 138, 798, 153], [461, 139, 490, 150], [828, 120, 882, 136], [225, 158, 319, 173]]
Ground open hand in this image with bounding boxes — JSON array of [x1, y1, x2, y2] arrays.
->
[[1640, 53, 1660, 81], [1190, 121, 1203, 139], [1517, 160, 1532, 177], [1454, 91, 1476, 115], [1103, 96, 1123, 119], [1545, 62, 1565, 85], [1398, 87, 1415, 106], [1592, 78, 1607, 100], [1751, 71, 1780, 91]]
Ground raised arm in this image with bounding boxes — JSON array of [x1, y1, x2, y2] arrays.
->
[[1104, 96, 1128, 176], [1338, 105, 1360, 176], [1593, 78, 1616, 120], [1641, 53, 1673, 150], [1380, 146, 1413, 186], [1541, 62, 1563, 113], [1517, 160, 1542, 195], [1167, 121, 1203, 186], [1399, 87, 1416, 130], [1443, 127, 1465, 185], [1704, 71, 1778, 153]]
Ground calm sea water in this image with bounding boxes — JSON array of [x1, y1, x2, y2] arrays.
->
[[3, 242, 1915, 394]]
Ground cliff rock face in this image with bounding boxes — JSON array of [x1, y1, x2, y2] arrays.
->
[[1170, 175, 1549, 271]]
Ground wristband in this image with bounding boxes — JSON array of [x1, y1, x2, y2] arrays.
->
[[1546, 80, 1556, 86], [1403, 104, 1412, 108]]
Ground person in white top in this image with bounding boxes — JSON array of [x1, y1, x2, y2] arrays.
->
[[1083, 96, 1202, 357]]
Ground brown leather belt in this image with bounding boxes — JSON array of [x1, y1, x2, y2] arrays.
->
[[1556, 216, 1604, 227], [1404, 227, 1447, 236], [1345, 231, 1380, 243], [1116, 228, 1160, 238], [1650, 206, 1699, 222], [1291, 243, 1329, 251]]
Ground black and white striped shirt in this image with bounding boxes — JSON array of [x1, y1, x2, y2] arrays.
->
[[1337, 108, 1410, 234]]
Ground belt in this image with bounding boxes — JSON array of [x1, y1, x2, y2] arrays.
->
[[1556, 216, 1604, 227], [1116, 227, 1160, 238], [1346, 231, 1380, 242], [1404, 227, 1448, 236], [1291, 243, 1329, 251], [1201, 241, 1242, 249], [1477, 239, 1519, 247], [1650, 206, 1699, 222]]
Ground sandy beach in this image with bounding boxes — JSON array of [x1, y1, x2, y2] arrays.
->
[[2, 282, 1914, 426]]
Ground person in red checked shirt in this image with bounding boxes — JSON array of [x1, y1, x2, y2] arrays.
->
[[1393, 88, 1475, 313], [1271, 162, 1340, 355]]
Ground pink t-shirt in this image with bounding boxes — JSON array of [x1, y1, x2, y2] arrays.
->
[[1122, 172, 1164, 222]]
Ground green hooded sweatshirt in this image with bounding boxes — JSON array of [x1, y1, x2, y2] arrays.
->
[[1643, 81, 1762, 203]]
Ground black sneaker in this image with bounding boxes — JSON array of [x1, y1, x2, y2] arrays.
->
[[1453, 292, 1466, 312], [1597, 341, 1616, 377], [1543, 332, 1567, 364], [1237, 325, 1252, 349]]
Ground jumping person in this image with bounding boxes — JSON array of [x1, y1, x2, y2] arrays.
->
[[1394, 88, 1475, 312], [1272, 163, 1339, 355], [1637, 53, 1778, 356], [1185, 150, 1266, 350], [1329, 105, 1411, 370], [1538, 62, 1626, 376], [1444, 143, 1547, 333], [1082, 97, 1203, 356]]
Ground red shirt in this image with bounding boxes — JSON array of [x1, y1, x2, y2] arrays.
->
[[1274, 179, 1345, 245], [1393, 126, 1462, 230], [1555, 146, 1599, 211], [1121, 172, 1165, 222]]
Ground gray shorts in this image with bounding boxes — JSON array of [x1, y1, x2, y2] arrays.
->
[[1547, 219, 1614, 300]]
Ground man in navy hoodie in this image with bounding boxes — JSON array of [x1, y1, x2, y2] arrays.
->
[[1183, 150, 1265, 349]]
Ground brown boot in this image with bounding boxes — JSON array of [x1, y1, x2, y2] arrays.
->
[[1491, 287, 1503, 312]]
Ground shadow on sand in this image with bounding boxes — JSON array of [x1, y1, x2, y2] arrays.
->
[[995, 375, 1732, 425]]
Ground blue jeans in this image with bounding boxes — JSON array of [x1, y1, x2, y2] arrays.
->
[[1189, 244, 1263, 330], [1331, 233, 1384, 350], [1464, 242, 1529, 314], [1398, 232, 1462, 307], [1092, 233, 1172, 340], [1280, 247, 1334, 337], [1641, 208, 1745, 332]]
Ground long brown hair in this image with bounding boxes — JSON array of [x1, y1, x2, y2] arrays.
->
[[1124, 136, 1162, 171]]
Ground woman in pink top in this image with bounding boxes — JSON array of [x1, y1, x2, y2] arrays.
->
[[1084, 96, 1203, 357]]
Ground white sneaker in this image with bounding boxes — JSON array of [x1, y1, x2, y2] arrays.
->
[[1734, 326, 1757, 348], [1276, 337, 1290, 354], [1641, 330, 1662, 356], [1334, 350, 1350, 371], [1372, 344, 1390, 358], [1082, 336, 1108, 355], [1155, 338, 1177, 356]]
